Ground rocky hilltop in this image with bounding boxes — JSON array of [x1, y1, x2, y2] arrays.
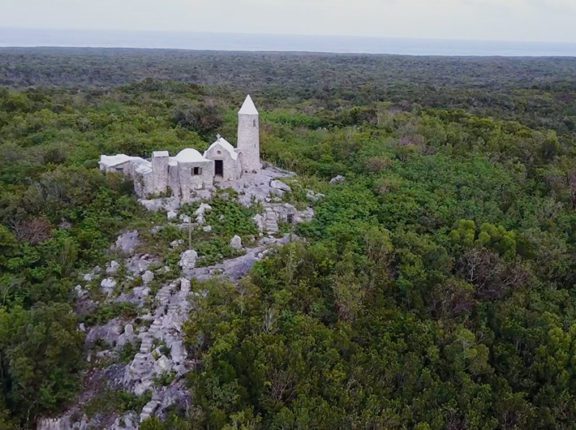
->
[[38, 166, 319, 429]]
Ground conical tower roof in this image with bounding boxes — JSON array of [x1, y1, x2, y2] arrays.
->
[[238, 95, 258, 115]]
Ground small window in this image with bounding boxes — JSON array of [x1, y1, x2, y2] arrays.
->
[[193, 167, 202, 175], [253, 119, 256, 127]]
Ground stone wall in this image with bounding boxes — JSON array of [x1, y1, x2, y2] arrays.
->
[[151, 151, 169, 194], [177, 161, 214, 201]]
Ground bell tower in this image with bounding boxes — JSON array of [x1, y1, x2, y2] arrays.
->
[[237, 95, 261, 173]]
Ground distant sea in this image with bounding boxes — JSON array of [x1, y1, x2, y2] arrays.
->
[[1, 28, 575, 57]]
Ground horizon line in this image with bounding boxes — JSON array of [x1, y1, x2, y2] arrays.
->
[[2, 27, 576, 47], [1, 28, 576, 57]]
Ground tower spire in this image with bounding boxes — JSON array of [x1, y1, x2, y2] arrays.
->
[[239, 95, 258, 115], [237, 95, 261, 173]]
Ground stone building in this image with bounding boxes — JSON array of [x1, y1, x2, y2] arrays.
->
[[99, 95, 261, 200]]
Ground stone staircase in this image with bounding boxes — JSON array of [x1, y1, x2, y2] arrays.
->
[[264, 207, 278, 234], [140, 393, 161, 422]]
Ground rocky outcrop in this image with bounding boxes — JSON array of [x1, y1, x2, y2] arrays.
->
[[39, 166, 318, 428]]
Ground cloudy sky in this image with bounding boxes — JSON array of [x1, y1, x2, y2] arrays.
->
[[2, 0, 575, 43]]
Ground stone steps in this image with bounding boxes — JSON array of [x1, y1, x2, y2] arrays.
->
[[140, 399, 160, 422], [264, 209, 279, 234], [139, 335, 154, 353]]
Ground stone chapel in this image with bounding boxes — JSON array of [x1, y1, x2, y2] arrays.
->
[[99, 95, 262, 200]]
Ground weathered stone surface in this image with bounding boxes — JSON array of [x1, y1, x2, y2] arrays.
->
[[37, 415, 89, 430], [202, 225, 212, 233], [253, 214, 265, 233], [195, 203, 212, 216], [117, 324, 137, 348], [230, 235, 243, 250], [111, 412, 138, 430], [296, 208, 315, 223], [139, 197, 180, 213], [329, 175, 345, 185], [142, 270, 154, 285], [179, 250, 198, 276], [83, 266, 101, 282], [106, 260, 120, 275], [270, 187, 285, 198], [86, 318, 124, 347], [170, 239, 184, 248], [166, 210, 177, 221], [306, 189, 325, 202], [126, 254, 157, 275], [101, 278, 117, 296], [179, 214, 191, 224], [270, 179, 291, 192], [75, 284, 88, 299], [114, 231, 140, 255]]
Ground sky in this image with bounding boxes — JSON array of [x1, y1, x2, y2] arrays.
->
[[1, 0, 575, 43]]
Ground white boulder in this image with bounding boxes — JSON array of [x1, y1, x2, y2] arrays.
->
[[329, 175, 345, 185], [101, 278, 117, 296], [230, 235, 243, 250], [106, 260, 120, 275], [179, 250, 198, 275]]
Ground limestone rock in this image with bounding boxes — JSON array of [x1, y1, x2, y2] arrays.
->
[[106, 260, 120, 275], [270, 187, 285, 198], [230, 235, 243, 250], [83, 266, 101, 282], [329, 175, 345, 185], [195, 203, 212, 216], [37, 416, 88, 430], [111, 412, 138, 430], [180, 278, 191, 294], [142, 270, 155, 285], [139, 197, 180, 213], [117, 324, 136, 348], [306, 189, 325, 202], [179, 250, 198, 275], [101, 278, 117, 296], [195, 203, 212, 225], [114, 231, 140, 255], [154, 355, 172, 374], [202, 225, 212, 233], [270, 179, 291, 192], [85, 318, 124, 347], [126, 254, 157, 275], [167, 210, 177, 220], [179, 214, 191, 224], [75, 284, 88, 299], [170, 239, 184, 248], [253, 214, 265, 233]]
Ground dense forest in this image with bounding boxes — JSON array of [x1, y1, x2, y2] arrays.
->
[[2, 48, 576, 428]]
